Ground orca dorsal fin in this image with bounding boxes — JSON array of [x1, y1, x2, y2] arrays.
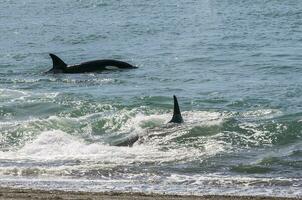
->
[[169, 95, 184, 123], [49, 53, 67, 70]]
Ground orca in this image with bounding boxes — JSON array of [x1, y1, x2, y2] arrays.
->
[[47, 53, 137, 73], [112, 135, 139, 147], [113, 95, 183, 147], [169, 95, 184, 123]]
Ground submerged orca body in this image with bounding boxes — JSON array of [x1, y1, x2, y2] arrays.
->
[[113, 135, 139, 147], [114, 95, 183, 147], [47, 54, 137, 73]]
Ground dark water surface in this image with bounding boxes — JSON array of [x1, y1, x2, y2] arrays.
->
[[0, 0, 302, 197]]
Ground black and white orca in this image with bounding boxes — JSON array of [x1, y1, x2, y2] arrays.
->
[[47, 53, 137, 73], [114, 95, 183, 147]]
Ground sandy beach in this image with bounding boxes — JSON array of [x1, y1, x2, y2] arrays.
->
[[0, 187, 300, 200]]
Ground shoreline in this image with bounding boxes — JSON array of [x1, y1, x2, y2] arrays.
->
[[0, 187, 300, 200]]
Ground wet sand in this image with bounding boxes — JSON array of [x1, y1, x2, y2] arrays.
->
[[0, 187, 300, 200]]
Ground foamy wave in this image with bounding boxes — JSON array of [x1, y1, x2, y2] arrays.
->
[[164, 174, 301, 196], [0, 173, 299, 197], [119, 110, 226, 135], [0, 129, 226, 180], [0, 130, 209, 163], [242, 109, 282, 119], [0, 88, 29, 101], [237, 122, 274, 146], [0, 88, 59, 104]]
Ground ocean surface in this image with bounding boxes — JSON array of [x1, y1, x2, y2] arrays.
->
[[0, 0, 302, 197]]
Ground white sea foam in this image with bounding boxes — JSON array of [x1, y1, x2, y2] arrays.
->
[[0, 130, 206, 163], [242, 109, 282, 119], [237, 122, 273, 146], [0, 115, 227, 180], [0, 88, 60, 104], [0, 88, 29, 102], [118, 110, 226, 136], [0, 173, 300, 197], [163, 174, 301, 197]]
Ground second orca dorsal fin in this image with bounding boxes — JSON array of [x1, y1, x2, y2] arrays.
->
[[49, 53, 67, 70], [169, 95, 184, 123]]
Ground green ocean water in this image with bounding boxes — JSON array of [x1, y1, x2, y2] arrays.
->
[[0, 0, 302, 197]]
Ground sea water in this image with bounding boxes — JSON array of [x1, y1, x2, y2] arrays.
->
[[0, 0, 302, 197]]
